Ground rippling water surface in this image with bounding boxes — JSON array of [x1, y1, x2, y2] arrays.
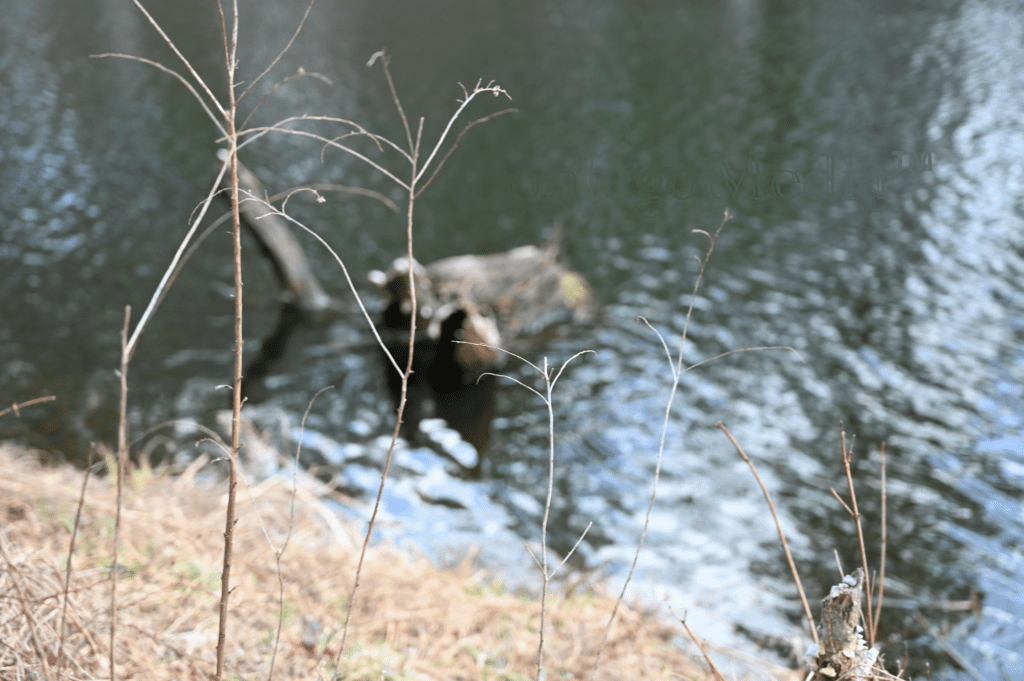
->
[[2, 1, 1023, 676]]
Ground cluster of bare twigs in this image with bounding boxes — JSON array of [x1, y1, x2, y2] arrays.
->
[[85, 1, 518, 679], [2, 3, 915, 681], [715, 423, 898, 679]]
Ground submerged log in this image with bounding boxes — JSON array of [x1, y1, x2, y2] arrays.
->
[[370, 234, 598, 462], [370, 234, 597, 360]]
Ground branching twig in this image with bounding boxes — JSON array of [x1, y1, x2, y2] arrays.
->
[[482, 350, 593, 681], [590, 211, 734, 680], [249, 54, 512, 678]]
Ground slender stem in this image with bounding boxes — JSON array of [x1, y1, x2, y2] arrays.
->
[[873, 443, 887, 643], [718, 422, 819, 644], [215, 2, 242, 678], [334, 93, 422, 675], [58, 447, 94, 681], [110, 305, 131, 681], [841, 429, 875, 647], [535, 359, 554, 681], [128, 0, 226, 117], [590, 212, 731, 680]]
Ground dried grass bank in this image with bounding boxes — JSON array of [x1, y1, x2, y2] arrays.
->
[[0, 443, 799, 680]]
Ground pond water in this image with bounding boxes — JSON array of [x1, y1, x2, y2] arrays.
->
[[2, 0, 1023, 676]]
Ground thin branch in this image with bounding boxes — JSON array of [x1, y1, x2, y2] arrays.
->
[[0, 395, 56, 419], [873, 443, 888, 643], [125, 0, 226, 117], [478, 371, 546, 401], [840, 428, 875, 647], [637, 317, 677, 380], [216, 0, 229, 86], [110, 305, 132, 681], [238, 191, 402, 375], [125, 157, 230, 360], [89, 53, 227, 137], [240, 67, 333, 132], [415, 82, 511, 185], [549, 350, 596, 393], [238, 0, 318, 104], [335, 84, 422, 671], [57, 447, 96, 681], [295, 184, 400, 213], [237, 125, 408, 189], [370, 51, 414, 157], [267, 387, 332, 681], [666, 603, 727, 681], [414, 108, 518, 198], [717, 422, 819, 644], [215, 1, 243, 670], [550, 521, 593, 578], [830, 487, 854, 516], [682, 345, 803, 373], [537, 357, 555, 681], [456, 340, 542, 374], [590, 212, 731, 681]]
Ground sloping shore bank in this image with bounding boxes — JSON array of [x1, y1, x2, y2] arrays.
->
[[0, 443, 798, 680]]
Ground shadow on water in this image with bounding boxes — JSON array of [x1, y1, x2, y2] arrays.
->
[[3, 0, 1024, 676]]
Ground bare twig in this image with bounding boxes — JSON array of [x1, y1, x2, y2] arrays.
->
[[485, 351, 593, 681], [266, 386, 332, 681], [238, 0, 318, 104], [873, 443, 888, 643], [248, 55, 511, 677], [590, 211, 733, 681], [57, 446, 96, 681], [415, 78, 511, 183], [125, 0, 226, 117], [839, 428, 875, 647], [0, 395, 56, 419], [215, 1, 243, 676], [110, 305, 131, 681], [239, 191, 402, 376], [124, 157, 230, 361], [666, 603, 727, 681], [682, 345, 802, 373], [240, 67, 334, 132], [89, 53, 227, 137], [716, 422, 819, 644], [414, 107, 518, 198]]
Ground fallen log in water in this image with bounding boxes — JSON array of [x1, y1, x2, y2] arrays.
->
[[370, 234, 598, 462]]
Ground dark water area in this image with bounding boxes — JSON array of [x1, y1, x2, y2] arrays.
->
[[3, 0, 1024, 676]]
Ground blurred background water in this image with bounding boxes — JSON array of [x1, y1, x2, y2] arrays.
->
[[2, 0, 1023, 676]]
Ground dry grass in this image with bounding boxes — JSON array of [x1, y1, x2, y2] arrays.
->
[[0, 443, 799, 680]]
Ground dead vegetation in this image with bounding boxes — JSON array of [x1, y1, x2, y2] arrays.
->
[[0, 442, 799, 681]]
